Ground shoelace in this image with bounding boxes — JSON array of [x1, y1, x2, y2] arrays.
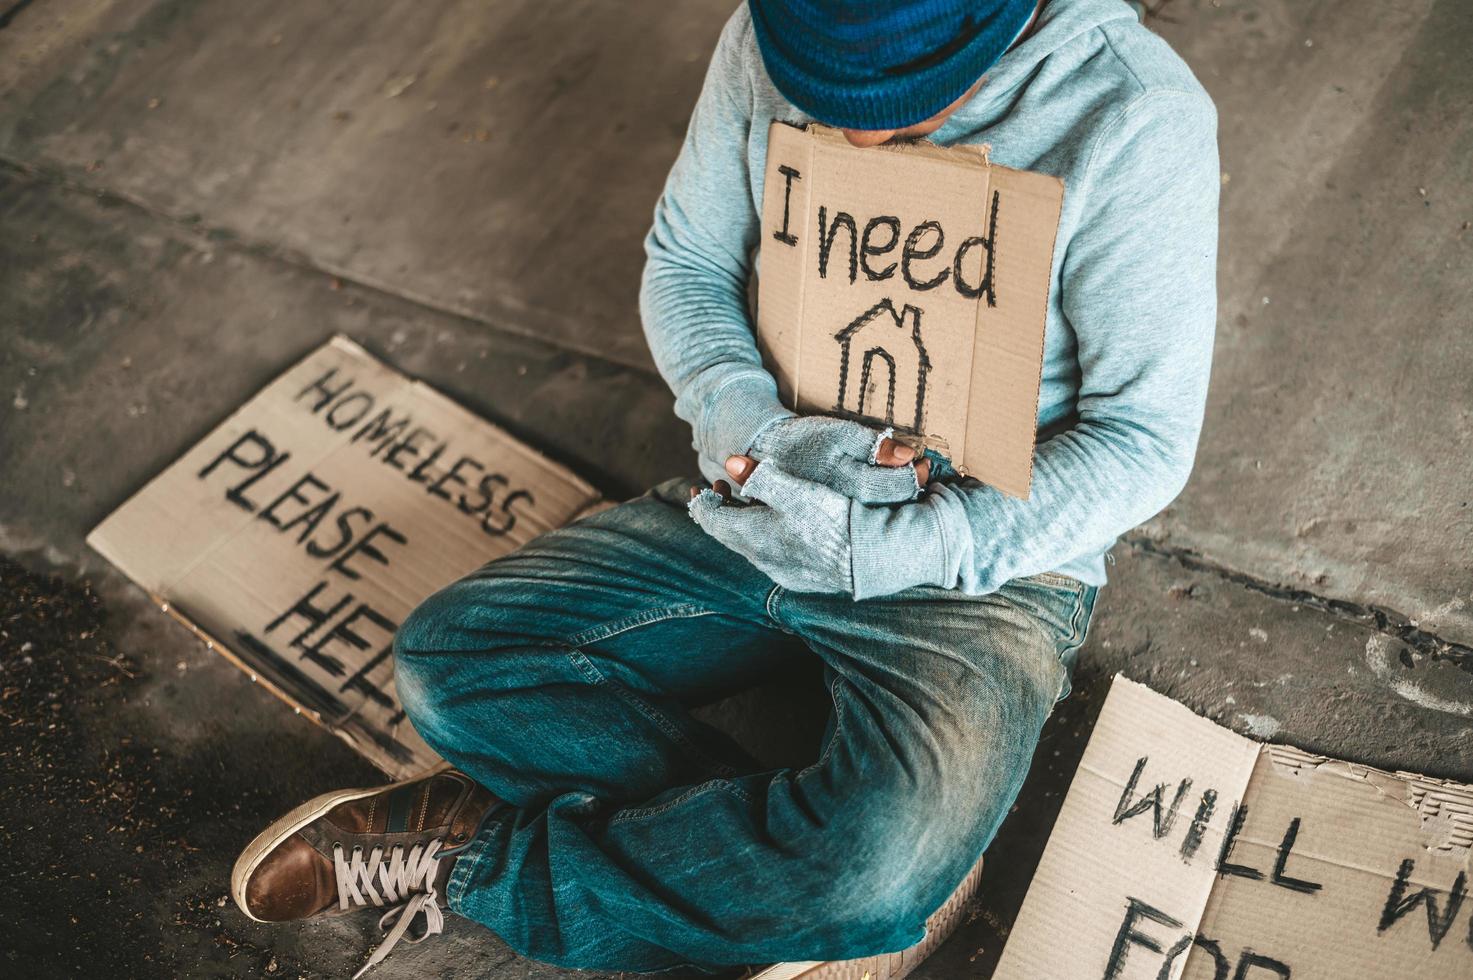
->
[[333, 838, 446, 978]]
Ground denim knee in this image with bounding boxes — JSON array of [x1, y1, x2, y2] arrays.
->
[[780, 735, 998, 942], [392, 586, 471, 734], [779, 839, 934, 952], [394, 581, 465, 661], [391, 640, 436, 740], [393, 578, 548, 741]]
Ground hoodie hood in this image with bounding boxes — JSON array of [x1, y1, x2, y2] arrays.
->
[[933, 0, 1141, 140]]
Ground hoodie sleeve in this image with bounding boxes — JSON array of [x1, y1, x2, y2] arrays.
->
[[863, 89, 1220, 599], [639, 11, 792, 464]]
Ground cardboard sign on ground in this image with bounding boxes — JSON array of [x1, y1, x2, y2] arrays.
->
[[757, 122, 1063, 498], [88, 337, 602, 778], [995, 676, 1473, 979]]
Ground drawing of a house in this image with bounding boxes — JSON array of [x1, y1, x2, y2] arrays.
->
[[832, 299, 931, 435]]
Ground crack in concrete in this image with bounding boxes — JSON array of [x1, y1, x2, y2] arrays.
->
[[1125, 535, 1473, 674], [0, 0, 37, 30], [0, 157, 662, 379]]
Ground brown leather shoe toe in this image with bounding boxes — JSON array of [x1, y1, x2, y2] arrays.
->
[[232, 765, 498, 975]]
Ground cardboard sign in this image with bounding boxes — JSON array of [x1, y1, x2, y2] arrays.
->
[[995, 677, 1473, 979], [88, 337, 602, 778], [756, 122, 1063, 498]]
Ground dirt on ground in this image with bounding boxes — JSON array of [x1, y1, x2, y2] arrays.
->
[[1, 556, 320, 979]]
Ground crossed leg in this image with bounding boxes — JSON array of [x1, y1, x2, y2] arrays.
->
[[394, 478, 1088, 971]]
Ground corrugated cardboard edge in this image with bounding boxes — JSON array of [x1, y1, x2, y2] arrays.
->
[[1102, 678, 1473, 854], [110, 584, 413, 775], [86, 334, 605, 777], [1092, 676, 1473, 841], [806, 122, 992, 169], [1262, 743, 1473, 854], [151, 589, 334, 732]]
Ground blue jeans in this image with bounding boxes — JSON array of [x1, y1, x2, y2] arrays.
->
[[393, 477, 1098, 972]]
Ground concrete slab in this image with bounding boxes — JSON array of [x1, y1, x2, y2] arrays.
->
[[0, 0, 734, 370], [0, 166, 694, 563], [1147, 0, 1473, 644]]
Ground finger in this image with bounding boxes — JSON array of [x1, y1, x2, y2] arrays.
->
[[837, 454, 923, 504], [688, 488, 780, 550], [741, 460, 843, 515], [713, 479, 732, 501], [915, 458, 931, 485], [724, 455, 756, 484], [690, 486, 700, 500], [919, 450, 957, 482], [873, 437, 916, 467], [832, 419, 890, 462]]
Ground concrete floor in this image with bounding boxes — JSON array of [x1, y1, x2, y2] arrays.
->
[[2, 0, 1470, 977]]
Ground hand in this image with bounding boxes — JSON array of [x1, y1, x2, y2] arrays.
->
[[689, 460, 852, 593], [688, 457, 948, 599], [745, 416, 930, 504]]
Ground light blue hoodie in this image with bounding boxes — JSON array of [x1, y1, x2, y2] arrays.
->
[[641, 0, 1219, 597]]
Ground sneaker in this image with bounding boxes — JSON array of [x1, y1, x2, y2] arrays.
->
[[231, 763, 498, 977], [743, 854, 986, 980]]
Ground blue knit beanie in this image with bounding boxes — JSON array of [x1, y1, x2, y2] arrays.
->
[[748, 0, 1036, 131]]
